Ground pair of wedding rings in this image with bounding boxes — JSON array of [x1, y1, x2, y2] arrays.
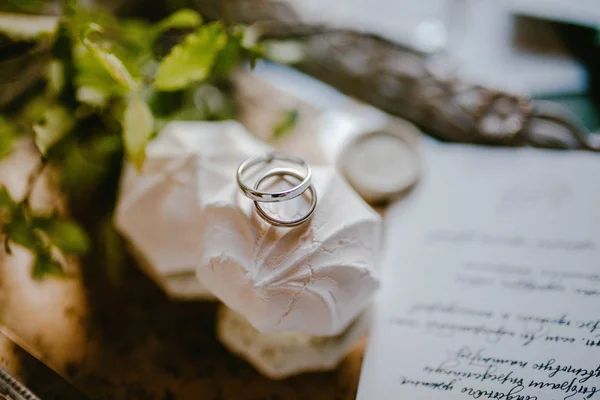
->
[[236, 153, 317, 227]]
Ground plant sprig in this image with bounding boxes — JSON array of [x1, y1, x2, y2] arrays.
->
[[0, 4, 262, 278], [0, 185, 89, 279]]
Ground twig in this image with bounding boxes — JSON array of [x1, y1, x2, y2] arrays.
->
[[3, 234, 11, 255]]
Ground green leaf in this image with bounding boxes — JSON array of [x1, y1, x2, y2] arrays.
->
[[46, 60, 65, 96], [32, 252, 64, 280], [0, 186, 15, 222], [120, 19, 153, 48], [119, 19, 154, 64], [123, 94, 153, 170], [32, 217, 90, 254], [119, 20, 154, 76], [211, 33, 244, 80], [68, 4, 146, 85], [17, 95, 50, 129], [0, 117, 15, 159], [5, 213, 39, 250], [33, 105, 75, 156], [66, 5, 119, 46], [83, 24, 138, 91], [153, 22, 228, 91], [74, 47, 125, 104], [154, 8, 202, 35], [0, 186, 14, 209], [76, 86, 110, 107], [273, 109, 299, 138]]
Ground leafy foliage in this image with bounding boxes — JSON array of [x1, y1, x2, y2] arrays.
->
[[0, 186, 88, 279], [0, 3, 262, 278], [123, 93, 154, 170], [33, 104, 75, 155], [82, 25, 138, 91], [153, 8, 202, 35], [32, 252, 64, 279], [153, 22, 228, 91], [32, 216, 90, 254]]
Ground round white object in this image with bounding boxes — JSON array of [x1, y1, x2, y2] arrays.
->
[[318, 103, 421, 203], [338, 124, 421, 203]]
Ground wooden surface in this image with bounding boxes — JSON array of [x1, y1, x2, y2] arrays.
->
[[0, 332, 87, 400], [0, 142, 365, 400], [0, 263, 365, 400]]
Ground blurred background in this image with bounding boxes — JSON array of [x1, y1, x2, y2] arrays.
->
[[0, 1, 598, 399], [2, 0, 598, 139]]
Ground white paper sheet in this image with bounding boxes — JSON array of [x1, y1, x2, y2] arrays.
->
[[357, 142, 600, 400]]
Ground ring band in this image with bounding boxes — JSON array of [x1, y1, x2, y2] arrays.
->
[[237, 152, 312, 203], [253, 167, 317, 228]]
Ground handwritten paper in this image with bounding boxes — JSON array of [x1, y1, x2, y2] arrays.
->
[[357, 142, 600, 400]]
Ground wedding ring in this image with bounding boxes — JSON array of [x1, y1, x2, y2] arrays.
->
[[237, 152, 312, 203], [253, 167, 317, 228]]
